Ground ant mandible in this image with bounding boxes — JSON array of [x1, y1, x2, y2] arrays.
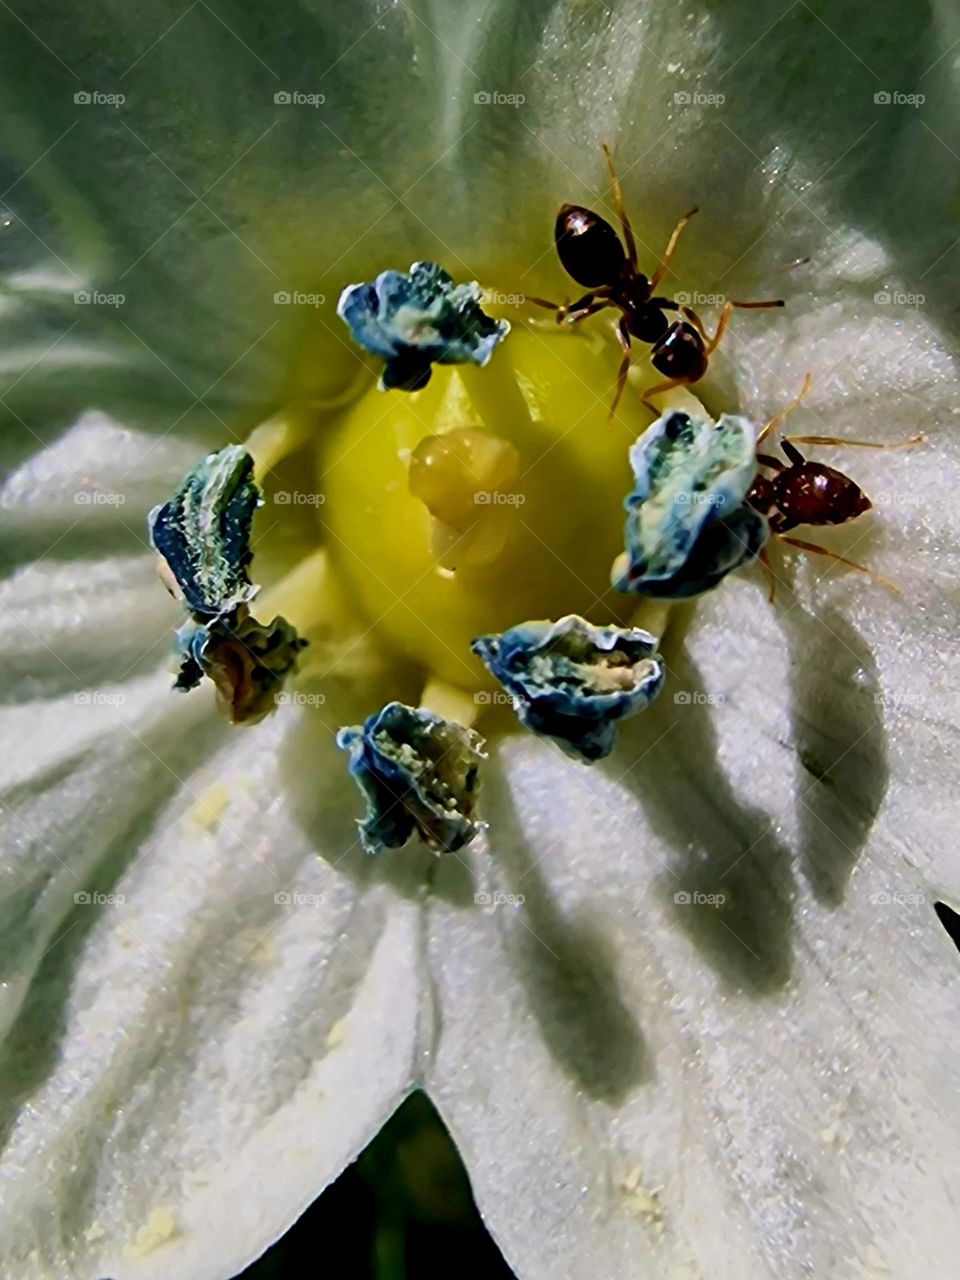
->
[[745, 374, 922, 598], [529, 144, 784, 417]]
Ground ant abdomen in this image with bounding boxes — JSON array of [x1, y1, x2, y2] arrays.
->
[[651, 321, 708, 382], [773, 464, 871, 527], [555, 204, 626, 287]]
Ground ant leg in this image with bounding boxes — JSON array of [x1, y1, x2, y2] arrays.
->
[[527, 292, 611, 325], [610, 317, 633, 420], [679, 305, 709, 341], [756, 453, 786, 471], [527, 295, 573, 324], [779, 535, 900, 595], [757, 545, 779, 603], [560, 287, 616, 324], [566, 298, 615, 324], [782, 433, 923, 450], [649, 207, 699, 291], [756, 372, 812, 445], [642, 377, 689, 413], [601, 142, 638, 271], [705, 298, 785, 356]]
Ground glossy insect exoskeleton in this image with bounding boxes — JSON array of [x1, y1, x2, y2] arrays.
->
[[744, 374, 921, 596], [746, 439, 872, 534], [530, 145, 784, 416]]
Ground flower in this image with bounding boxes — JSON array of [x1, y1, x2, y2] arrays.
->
[[1, 4, 958, 1280]]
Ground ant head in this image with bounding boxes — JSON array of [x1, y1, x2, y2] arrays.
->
[[745, 472, 777, 516], [555, 203, 626, 288], [650, 321, 708, 382]]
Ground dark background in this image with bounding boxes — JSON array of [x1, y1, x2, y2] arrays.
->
[[237, 1092, 517, 1280]]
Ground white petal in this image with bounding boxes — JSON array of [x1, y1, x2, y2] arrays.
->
[[426, 573, 960, 1277], [0, 697, 421, 1279]]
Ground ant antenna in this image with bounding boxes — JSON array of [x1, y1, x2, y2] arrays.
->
[[783, 433, 924, 450]]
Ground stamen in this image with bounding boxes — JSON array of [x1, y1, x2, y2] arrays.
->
[[175, 607, 307, 726], [337, 702, 487, 855], [419, 676, 483, 728], [148, 445, 306, 718], [612, 408, 769, 599], [337, 261, 510, 391], [471, 614, 664, 762], [148, 444, 260, 618]]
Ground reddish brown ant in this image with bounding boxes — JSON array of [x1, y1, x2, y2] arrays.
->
[[528, 144, 784, 417], [745, 375, 922, 598]]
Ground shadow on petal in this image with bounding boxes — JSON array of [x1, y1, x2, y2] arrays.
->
[[612, 633, 796, 994], [481, 757, 652, 1104], [781, 602, 887, 906]]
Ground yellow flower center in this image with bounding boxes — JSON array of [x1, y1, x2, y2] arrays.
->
[[317, 322, 702, 693]]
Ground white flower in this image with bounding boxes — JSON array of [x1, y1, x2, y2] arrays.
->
[[1, 3, 959, 1278]]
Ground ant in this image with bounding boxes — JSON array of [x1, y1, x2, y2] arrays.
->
[[745, 374, 922, 598], [528, 144, 784, 417]]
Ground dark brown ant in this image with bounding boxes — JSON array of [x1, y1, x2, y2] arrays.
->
[[745, 375, 922, 598], [528, 144, 784, 417]]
